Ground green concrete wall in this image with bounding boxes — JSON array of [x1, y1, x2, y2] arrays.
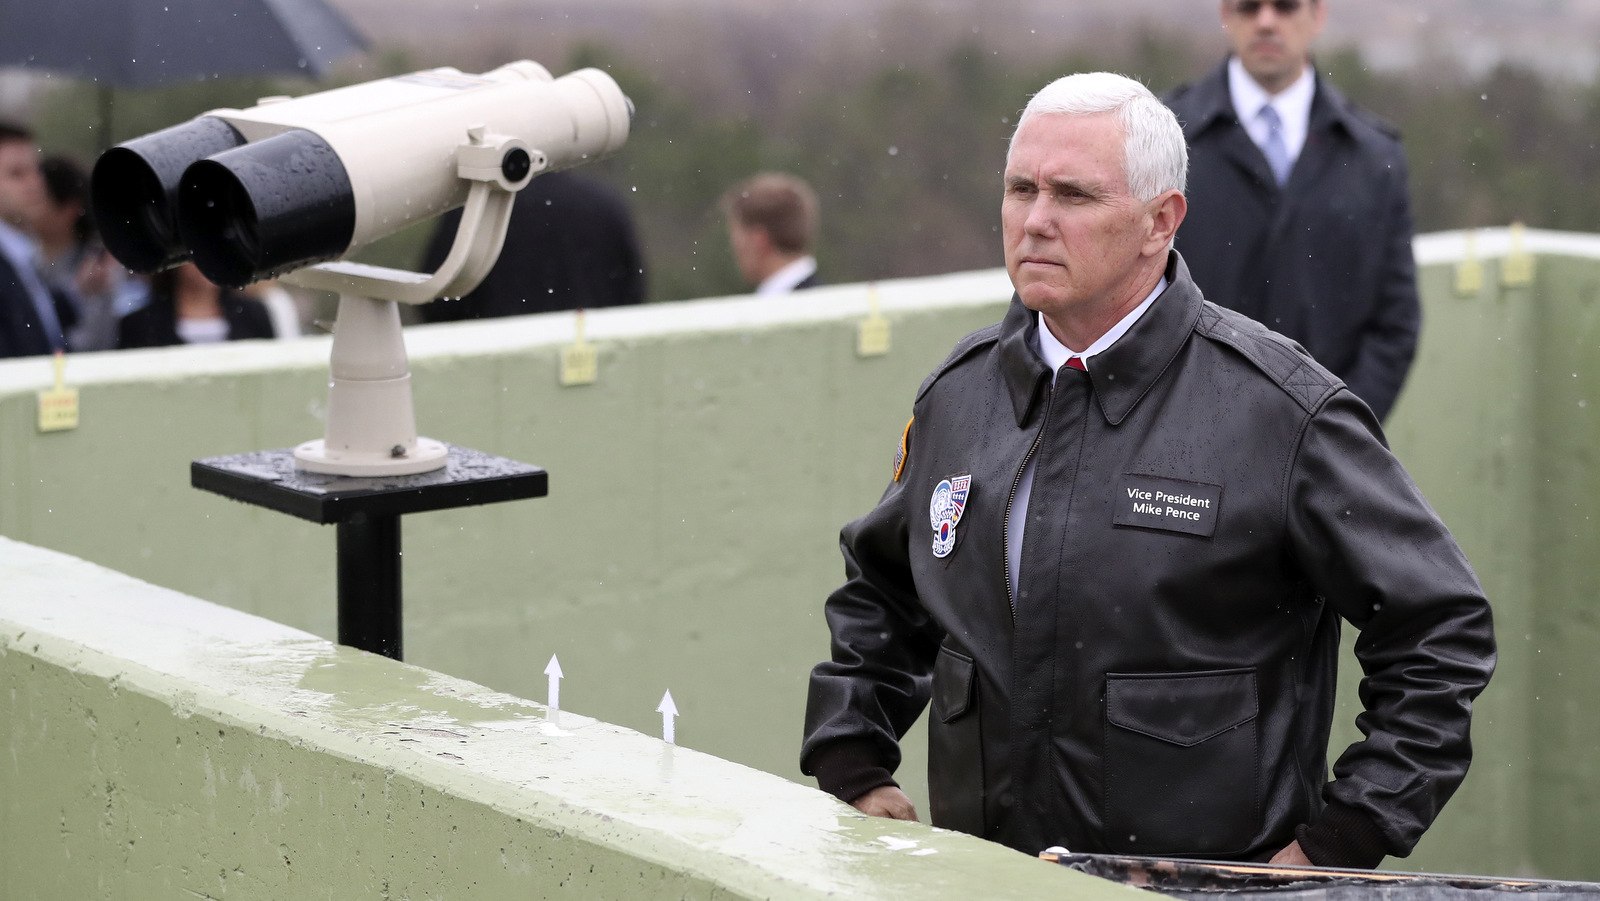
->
[[0, 271, 1015, 834], [3, 233, 1600, 880], [0, 536, 1132, 899]]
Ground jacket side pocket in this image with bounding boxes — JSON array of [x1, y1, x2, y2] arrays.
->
[[1103, 668, 1260, 856], [928, 644, 984, 836]]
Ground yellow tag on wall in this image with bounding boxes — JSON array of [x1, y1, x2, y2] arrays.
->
[[560, 309, 598, 386], [857, 284, 891, 358], [1501, 222, 1535, 288], [1454, 231, 1483, 298], [37, 351, 79, 432]]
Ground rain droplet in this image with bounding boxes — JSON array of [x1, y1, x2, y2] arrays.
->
[[888, 146, 899, 156]]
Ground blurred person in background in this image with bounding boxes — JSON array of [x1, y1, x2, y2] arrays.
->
[[0, 122, 73, 358], [36, 155, 141, 353], [117, 261, 274, 349], [238, 278, 304, 340], [1164, 0, 1418, 421], [419, 169, 645, 321], [722, 173, 822, 295]]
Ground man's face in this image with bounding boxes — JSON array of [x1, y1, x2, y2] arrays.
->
[[1220, 0, 1326, 92], [1002, 112, 1154, 318], [0, 139, 46, 231]]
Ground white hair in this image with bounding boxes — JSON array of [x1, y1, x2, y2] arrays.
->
[[1009, 71, 1188, 202]]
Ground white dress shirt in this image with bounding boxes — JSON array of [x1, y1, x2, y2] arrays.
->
[[755, 255, 818, 295], [1005, 276, 1168, 600], [1228, 56, 1315, 168]]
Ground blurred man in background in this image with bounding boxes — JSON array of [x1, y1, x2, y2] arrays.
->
[[420, 169, 645, 322], [0, 122, 71, 358], [35, 155, 130, 352], [1165, 0, 1418, 421], [722, 173, 822, 295]]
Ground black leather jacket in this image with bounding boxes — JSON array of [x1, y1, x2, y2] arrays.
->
[[801, 254, 1495, 867]]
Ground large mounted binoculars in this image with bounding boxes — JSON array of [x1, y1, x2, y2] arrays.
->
[[91, 60, 630, 290], [91, 62, 631, 477]]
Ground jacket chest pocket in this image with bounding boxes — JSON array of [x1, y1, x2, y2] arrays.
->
[[928, 645, 984, 837], [1102, 668, 1260, 857]]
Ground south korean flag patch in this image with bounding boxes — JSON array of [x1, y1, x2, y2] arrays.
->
[[929, 474, 971, 559]]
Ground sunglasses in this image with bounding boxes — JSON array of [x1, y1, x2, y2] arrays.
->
[[1231, 0, 1306, 16]]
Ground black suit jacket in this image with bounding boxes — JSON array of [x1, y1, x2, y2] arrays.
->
[[1164, 63, 1420, 421], [420, 170, 646, 321], [0, 249, 60, 359], [116, 290, 275, 349]]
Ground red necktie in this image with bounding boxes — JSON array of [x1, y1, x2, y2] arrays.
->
[[1066, 357, 1086, 371]]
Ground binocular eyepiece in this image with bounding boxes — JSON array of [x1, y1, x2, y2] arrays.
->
[[91, 62, 632, 288]]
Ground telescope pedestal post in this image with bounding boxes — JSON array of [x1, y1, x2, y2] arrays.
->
[[294, 293, 449, 477], [190, 446, 549, 663], [337, 512, 403, 659]]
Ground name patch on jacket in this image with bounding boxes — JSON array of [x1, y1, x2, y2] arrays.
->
[[1113, 474, 1222, 537]]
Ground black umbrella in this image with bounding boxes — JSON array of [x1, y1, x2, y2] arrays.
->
[[0, 0, 367, 145]]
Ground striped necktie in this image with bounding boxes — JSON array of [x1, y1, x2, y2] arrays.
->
[[1258, 104, 1293, 186]]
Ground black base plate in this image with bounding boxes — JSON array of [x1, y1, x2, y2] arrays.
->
[[191, 444, 548, 524]]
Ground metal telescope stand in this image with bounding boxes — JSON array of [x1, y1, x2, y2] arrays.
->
[[192, 447, 546, 659], [191, 129, 547, 661]]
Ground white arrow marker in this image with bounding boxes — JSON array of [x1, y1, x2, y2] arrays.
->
[[544, 655, 564, 711], [656, 690, 679, 745]]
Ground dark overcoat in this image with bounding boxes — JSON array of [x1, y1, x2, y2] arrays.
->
[[1164, 63, 1419, 421], [419, 170, 645, 321]]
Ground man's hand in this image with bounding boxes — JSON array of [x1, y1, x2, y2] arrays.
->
[[851, 785, 920, 821], [1269, 840, 1313, 867]]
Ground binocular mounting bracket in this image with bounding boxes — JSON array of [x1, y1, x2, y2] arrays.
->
[[283, 130, 547, 476]]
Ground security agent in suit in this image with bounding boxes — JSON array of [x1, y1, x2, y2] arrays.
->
[[1164, 0, 1419, 421], [420, 169, 645, 321]]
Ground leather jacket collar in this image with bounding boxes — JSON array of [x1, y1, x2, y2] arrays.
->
[[1001, 252, 1203, 427]]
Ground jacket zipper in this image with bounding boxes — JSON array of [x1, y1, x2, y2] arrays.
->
[[1002, 381, 1054, 624]]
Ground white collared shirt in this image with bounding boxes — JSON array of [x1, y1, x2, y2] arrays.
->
[[1006, 276, 1168, 601], [755, 255, 818, 295], [1228, 56, 1315, 167], [1034, 276, 1167, 377]]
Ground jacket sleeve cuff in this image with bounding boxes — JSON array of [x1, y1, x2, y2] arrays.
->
[[805, 737, 900, 804], [1295, 801, 1390, 870]]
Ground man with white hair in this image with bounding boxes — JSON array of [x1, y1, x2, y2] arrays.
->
[[801, 72, 1494, 868]]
